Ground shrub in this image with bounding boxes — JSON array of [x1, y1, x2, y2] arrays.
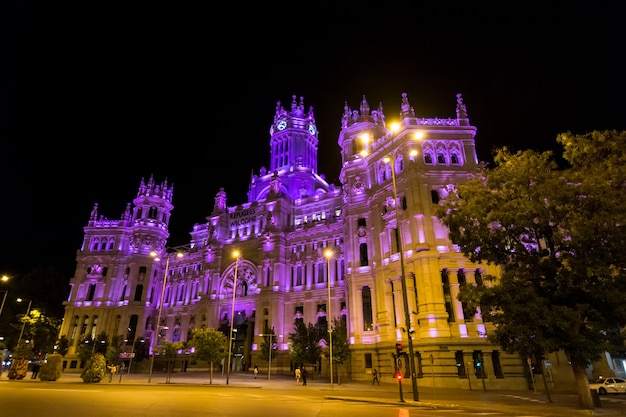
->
[[7, 358, 29, 380], [39, 354, 64, 381], [80, 353, 106, 383]]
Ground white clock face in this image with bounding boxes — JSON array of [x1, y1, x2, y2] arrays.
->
[[308, 124, 316, 134], [277, 120, 287, 130]]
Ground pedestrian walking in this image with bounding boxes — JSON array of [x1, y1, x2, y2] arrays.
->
[[301, 366, 307, 386], [372, 368, 379, 385], [253, 364, 259, 379], [295, 367, 301, 384], [31, 363, 40, 379]]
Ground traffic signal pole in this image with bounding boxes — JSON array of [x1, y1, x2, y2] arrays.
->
[[395, 343, 405, 402]]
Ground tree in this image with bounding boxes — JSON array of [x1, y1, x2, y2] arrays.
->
[[435, 131, 626, 410], [76, 332, 109, 363], [55, 335, 70, 356], [154, 340, 185, 383], [29, 312, 62, 358], [288, 321, 323, 372], [259, 327, 277, 366], [189, 328, 227, 384], [105, 335, 124, 366], [329, 317, 351, 384]]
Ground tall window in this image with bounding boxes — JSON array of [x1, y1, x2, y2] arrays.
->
[[491, 351, 504, 378], [86, 284, 96, 301], [458, 269, 472, 322], [317, 262, 325, 283], [362, 286, 373, 331], [441, 269, 455, 322], [134, 284, 143, 302], [455, 351, 467, 377], [359, 243, 368, 266], [127, 315, 138, 344], [365, 353, 373, 369], [138, 266, 147, 281]]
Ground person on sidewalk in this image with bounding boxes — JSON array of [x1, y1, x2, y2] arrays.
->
[[107, 364, 117, 382], [253, 364, 259, 379], [301, 366, 307, 386], [295, 367, 301, 384], [31, 363, 40, 379], [372, 368, 379, 385]]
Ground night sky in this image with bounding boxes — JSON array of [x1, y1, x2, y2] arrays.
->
[[2, 2, 624, 285]]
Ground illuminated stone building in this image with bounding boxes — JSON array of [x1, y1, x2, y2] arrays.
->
[[59, 93, 559, 389]]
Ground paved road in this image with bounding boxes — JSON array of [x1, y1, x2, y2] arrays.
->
[[2, 369, 625, 416]]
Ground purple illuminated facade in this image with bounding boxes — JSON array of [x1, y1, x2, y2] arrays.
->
[[59, 93, 591, 388]]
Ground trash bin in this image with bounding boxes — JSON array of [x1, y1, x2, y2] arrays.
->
[[590, 389, 601, 408]]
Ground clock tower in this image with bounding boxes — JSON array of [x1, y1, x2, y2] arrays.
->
[[248, 95, 329, 201]]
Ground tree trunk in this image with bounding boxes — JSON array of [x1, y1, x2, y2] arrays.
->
[[571, 357, 594, 410]]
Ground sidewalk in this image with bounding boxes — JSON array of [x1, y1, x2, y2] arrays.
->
[[3, 370, 625, 416]]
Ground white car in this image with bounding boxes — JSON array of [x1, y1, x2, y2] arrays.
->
[[589, 377, 626, 395]]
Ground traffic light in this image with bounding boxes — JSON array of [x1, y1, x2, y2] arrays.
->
[[395, 372, 403, 382], [395, 343, 403, 355]]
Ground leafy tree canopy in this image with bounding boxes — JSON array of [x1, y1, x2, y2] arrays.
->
[[189, 328, 227, 366], [329, 317, 351, 365], [288, 321, 323, 367], [436, 130, 626, 409]]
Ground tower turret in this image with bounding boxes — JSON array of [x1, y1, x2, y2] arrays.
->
[[129, 175, 174, 255]]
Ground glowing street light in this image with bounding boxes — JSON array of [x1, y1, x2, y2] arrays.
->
[[324, 249, 334, 388], [226, 250, 241, 385], [148, 249, 183, 383]]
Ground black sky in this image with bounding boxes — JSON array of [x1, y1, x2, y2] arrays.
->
[[2, 2, 625, 281]]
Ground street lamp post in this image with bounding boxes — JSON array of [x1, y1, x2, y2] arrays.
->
[[324, 249, 334, 388], [0, 275, 10, 318], [226, 250, 241, 385], [0, 291, 7, 319], [148, 250, 183, 383], [17, 298, 32, 346], [385, 152, 420, 402]]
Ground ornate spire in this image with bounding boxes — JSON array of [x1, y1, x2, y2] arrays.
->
[[359, 95, 371, 118], [136, 175, 174, 202]]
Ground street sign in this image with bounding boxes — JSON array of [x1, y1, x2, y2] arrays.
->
[[544, 360, 552, 368], [119, 352, 135, 359]]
